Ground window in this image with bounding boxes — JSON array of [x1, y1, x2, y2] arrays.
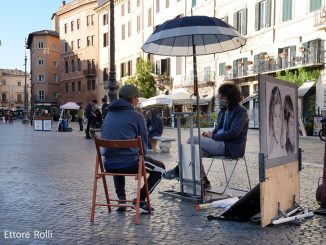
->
[[78, 81, 81, 91], [71, 21, 74, 31], [192, 0, 197, 8], [39, 90, 45, 100], [72, 82, 75, 92], [17, 94, 22, 102], [38, 60, 44, 66], [77, 18, 80, 29], [65, 60, 69, 73], [282, 0, 292, 22], [17, 81, 21, 86], [87, 80, 95, 90], [310, 0, 322, 12], [53, 61, 57, 67], [52, 43, 57, 49], [156, 58, 170, 75], [127, 60, 132, 75], [91, 14, 95, 25], [77, 39, 81, 49], [64, 23, 67, 33], [103, 32, 108, 47], [71, 59, 75, 72], [137, 0, 141, 6], [87, 15, 90, 26], [2, 80, 6, 85], [120, 62, 126, 78], [71, 41, 74, 50], [122, 24, 126, 40], [53, 73, 57, 82], [137, 15, 141, 33], [65, 83, 69, 93], [255, 0, 271, 31], [204, 67, 211, 81], [87, 36, 91, 46], [103, 14, 108, 25], [38, 74, 44, 82], [166, 0, 169, 8], [128, 21, 132, 37], [2, 93, 6, 102], [103, 68, 109, 81], [233, 8, 247, 35], [128, 0, 131, 13], [219, 62, 226, 76], [65, 42, 68, 52], [156, 0, 160, 13], [148, 8, 152, 26], [77, 58, 81, 71], [91, 35, 95, 46], [121, 4, 125, 16], [38, 42, 44, 48]]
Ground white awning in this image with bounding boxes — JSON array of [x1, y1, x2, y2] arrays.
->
[[141, 94, 172, 108], [298, 81, 315, 97]]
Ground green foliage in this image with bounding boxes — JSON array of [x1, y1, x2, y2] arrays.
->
[[125, 58, 156, 98], [275, 67, 320, 86]]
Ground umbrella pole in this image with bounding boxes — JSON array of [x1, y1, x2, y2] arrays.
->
[[192, 36, 204, 203]]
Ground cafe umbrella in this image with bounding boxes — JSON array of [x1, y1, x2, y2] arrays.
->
[[141, 15, 246, 200]]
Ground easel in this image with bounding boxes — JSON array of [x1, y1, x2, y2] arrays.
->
[[159, 112, 203, 202]]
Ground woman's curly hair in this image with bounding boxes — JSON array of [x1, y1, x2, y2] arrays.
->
[[218, 83, 241, 108]]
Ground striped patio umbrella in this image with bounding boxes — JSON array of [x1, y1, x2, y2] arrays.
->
[[141, 15, 246, 200]]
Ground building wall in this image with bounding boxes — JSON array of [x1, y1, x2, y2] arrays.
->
[[29, 34, 61, 106], [0, 69, 31, 110], [56, 0, 99, 107]]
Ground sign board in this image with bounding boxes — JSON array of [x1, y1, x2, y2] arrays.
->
[[34, 120, 43, 131], [258, 74, 300, 227], [43, 120, 52, 131]]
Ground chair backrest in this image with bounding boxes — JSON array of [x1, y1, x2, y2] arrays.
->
[[95, 136, 144, 160]]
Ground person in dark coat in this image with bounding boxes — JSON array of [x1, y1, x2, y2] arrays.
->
[[146, 109, 164, 149], [85, 99, 98, 139]]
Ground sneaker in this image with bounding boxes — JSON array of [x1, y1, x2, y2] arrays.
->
[[132, 199, 154, 214], [164, 168, 179, 180], [203, 177, 211, 190]]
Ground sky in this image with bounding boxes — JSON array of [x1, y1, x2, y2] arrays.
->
[[0, 1, 67, 72]]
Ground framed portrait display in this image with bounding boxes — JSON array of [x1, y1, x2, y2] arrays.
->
[[43, 120, 52, 131], [258, 75, 298, 168], [34, 120, 43, 131]]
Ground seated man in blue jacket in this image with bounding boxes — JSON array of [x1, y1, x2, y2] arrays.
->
[[101, 84, 166, 213], [165, 83, 249, 189]]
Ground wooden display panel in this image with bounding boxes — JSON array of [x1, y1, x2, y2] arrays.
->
[[260, 161, 300, 227]]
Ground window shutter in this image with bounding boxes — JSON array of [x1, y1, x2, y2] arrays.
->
[[233, 60, 237, 77], [233, 12, 238, 30], [266, 0, 271, 27], [243, 57, 248, 76], [289, 45, 296, 66], [242, 8, 248, 35], [219, 62, 225, 76], [167, 58, 170, 76], [255, 3, 259, 31]]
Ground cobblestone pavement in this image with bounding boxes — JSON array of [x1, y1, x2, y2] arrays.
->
[[0, 122, 325, 245]]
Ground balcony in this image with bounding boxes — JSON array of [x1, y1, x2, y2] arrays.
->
[[225, 47, 324, 80], [83, 68, 96, 77], [315, 8, 326, 30], [175, 72, 216, 88]]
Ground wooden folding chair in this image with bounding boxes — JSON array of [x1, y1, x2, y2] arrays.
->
[[90, 137, 150, 225]]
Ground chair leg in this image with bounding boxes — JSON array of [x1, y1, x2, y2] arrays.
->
[[142, 162, 151, 213], [206, 158, 215, 176], [99, 161, 111, 212], [220, 159, 238, 194], [91, 157, 99, 224], [135, 163, 143, 225], [244, 157, 252, 190]]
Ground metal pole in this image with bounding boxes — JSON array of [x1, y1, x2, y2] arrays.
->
[[22, 39, 29, 124], [192, 35, 203, 202], [108, 0, 118, 102], [322, 141, 326, 208]]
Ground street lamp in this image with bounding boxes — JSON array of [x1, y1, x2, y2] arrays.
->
[[108, 0, 118, 102], [22, 39, 29, 124]]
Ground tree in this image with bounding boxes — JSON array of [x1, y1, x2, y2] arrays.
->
[[125, 58, 156, 98]]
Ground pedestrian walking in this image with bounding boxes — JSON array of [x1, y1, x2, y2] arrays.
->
[[77, 106, 84, 132]]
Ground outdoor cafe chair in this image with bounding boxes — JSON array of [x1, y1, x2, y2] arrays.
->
[[91, 137, 151, 225]]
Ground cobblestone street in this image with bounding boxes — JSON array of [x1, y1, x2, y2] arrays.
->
[[0, 122, 325, 244]]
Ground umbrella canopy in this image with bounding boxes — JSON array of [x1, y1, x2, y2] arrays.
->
[[142, 16, 246, 56], [141, 94, 172, 108], [60, 102, 80, 110]]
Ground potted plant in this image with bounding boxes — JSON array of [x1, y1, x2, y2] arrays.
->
[[299, 46, 305, 52], [226, 65, 232, 70], [246, 60, 253, 65]]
